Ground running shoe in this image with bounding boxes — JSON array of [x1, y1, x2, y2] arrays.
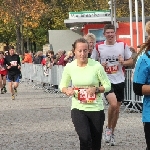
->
[[3, 87, 7, 93], [110, 134, 115, 146], [104, 126, 112, 143], [1, 89, 4, 94], [12, 94, 15, 100], [14, 88, 17, 96]]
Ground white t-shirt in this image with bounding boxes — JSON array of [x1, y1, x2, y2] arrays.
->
[[92, 41, 132, 84]]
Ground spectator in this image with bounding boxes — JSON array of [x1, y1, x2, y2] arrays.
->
[[33, 51, 43, 64], [46, 50, 54, 59], [56, 50, 67, 66], [50, 55, 57, 66], [45, 50, 55, 66], [22, 50, 32, 64], [64, 50, 74, 63]]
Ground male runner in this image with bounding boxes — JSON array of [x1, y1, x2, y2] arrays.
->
[[93, 24, 133, 145], [4, 46, 21, 100]]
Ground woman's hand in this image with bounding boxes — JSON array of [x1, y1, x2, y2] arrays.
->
[[86, 87, 96, 97], [65, 87, 75, 96]]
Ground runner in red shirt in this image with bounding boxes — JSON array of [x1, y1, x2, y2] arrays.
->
[[0, 51, 7, 94]]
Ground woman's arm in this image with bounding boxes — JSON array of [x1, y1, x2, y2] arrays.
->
[[59, 64, 72, 94], [133, 83, 150, 96], [133, 57, 149, 96]]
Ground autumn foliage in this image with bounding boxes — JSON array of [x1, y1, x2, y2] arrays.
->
[[0, 0, 149, 52]]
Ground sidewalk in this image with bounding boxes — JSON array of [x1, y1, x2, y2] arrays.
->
[[0, 82, 146, 150]]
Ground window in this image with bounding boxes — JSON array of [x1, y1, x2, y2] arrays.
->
[[88, 29, 106, 43]]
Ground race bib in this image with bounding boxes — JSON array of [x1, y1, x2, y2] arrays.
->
[[78, 89, 96, 104], [10, 61, 17, 66], [105, 65, 119, 74]]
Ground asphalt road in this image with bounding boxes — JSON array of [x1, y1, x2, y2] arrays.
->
[[0, 82, 146, 150]]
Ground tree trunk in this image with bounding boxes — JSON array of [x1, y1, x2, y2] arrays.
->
[[5, 41, 9, 51], [33, 41, 36, 52], [20, 25, 24, 54], [16, 25, 22, 54], [27, 36, 29, 51]]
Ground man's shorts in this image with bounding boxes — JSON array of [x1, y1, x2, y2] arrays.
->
[[104, 82, 125, 102], [7, 74, 20, 82]]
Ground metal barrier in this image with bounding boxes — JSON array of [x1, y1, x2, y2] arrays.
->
[[124, 69, 142, 112], [21, 64, 142, 112]]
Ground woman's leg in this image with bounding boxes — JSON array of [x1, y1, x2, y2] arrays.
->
[[71, 109, 92, 150], [0, 75, 3, 93], [88, 110, 105, 150], [144, 122, 150, 150], [2, 75, 6, 86], [2, 75, 7, 93]]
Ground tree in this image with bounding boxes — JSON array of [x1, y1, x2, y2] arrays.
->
[[0, 0, 149, 53], [0, 0, 48, 54], [116, 0, 150, 17], [0, 12, 16, 49]]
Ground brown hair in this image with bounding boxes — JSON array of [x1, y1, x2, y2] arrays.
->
[[46, 50, 54, 56], [72, 38, 89, 53], [103, 24, 115, 33], [134, 21, 150, 63]]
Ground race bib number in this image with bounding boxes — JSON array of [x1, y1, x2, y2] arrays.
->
[[78, 89, 96, 103], [105, 65, 119, 74], [10, 61, 17, 66]]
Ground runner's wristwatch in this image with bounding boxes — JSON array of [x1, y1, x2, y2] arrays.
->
[[95, 87, 100, 94]]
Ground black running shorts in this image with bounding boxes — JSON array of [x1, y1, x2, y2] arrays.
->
[[104, 82, 125, 102], [7, 74, 20, 82]]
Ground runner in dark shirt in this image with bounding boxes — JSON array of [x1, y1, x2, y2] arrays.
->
[[4, 46, 21, 100]]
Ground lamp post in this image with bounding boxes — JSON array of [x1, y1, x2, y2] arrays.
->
[[141, 0, 145, 43], [113, 0, 117, 31], [108, 0, 117, 31], [135, 0, 139, 46], [108, 0, 113, 24], [129, 0, 133, 46]]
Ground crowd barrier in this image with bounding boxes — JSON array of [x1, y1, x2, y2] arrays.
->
[[124, 69, 142, 112], [21, 63, 142, 113]]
